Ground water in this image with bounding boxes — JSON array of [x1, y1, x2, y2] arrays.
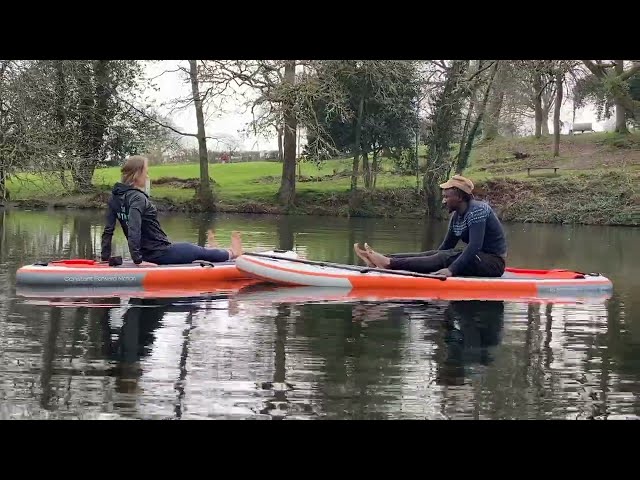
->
[[1, 209, 639, 420]]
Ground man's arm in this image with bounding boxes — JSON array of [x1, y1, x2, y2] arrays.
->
[[438, 216, 459, 250], [448, 218, 487, 276]]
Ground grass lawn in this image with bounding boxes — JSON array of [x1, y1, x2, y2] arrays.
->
[[8, 157, 419, 202]]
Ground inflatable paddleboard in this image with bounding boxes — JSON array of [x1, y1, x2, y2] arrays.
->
[[235, 254, 613, 300], [16, 250, 297, 289]]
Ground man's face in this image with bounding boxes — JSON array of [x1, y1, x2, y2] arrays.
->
[[442, 188, 461, 212]]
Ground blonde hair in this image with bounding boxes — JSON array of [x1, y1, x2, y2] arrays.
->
[[121, 155, 148, 186]]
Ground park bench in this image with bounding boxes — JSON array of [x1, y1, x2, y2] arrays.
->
[[570, 122, 594, 134]]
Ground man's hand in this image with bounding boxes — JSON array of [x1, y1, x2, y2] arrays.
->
[[433, 268, 453, 277]]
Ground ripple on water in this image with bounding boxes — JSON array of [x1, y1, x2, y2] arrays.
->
[[1, 212, 639, 419]]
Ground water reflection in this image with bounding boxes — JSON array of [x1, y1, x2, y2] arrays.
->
[[436, 301, 505, 386], [3, 287, 638, 420], [98, 297, 202, 418], [2, 209, 640, 419]]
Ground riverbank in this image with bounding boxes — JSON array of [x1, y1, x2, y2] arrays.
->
[[3, 132, 639, 226]]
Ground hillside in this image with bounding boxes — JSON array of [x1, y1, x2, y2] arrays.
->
[[464, 132, 639, 226], [466, 131, 640, 180], [4, 131, 639, 226]]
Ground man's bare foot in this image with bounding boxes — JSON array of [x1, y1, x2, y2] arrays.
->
[[230, 231, 243, 259], [354, 243, 375, 267], [364, 243, 391, 269], [206, 229, 218, 248]]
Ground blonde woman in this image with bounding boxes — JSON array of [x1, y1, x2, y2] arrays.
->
[[100, 155, 242, 265]]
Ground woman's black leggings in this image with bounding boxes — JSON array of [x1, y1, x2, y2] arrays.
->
[[151, 242, 231, 265]]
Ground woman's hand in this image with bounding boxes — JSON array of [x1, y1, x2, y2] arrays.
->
[[136, 261, 157, 267], [433, 268, 453, 277]]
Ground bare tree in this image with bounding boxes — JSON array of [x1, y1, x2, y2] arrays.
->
[[456, 61, 499, 173], [111, 60, 240, 205], [423, 60, 469, 217], [188, 60, 214, 205], [198, 60, 348, 207], [196, 61, 299, 205], [279, 61, 297, 206], [553, 69, 564, 157], [276, 123, 283, 161], [481, 61, 558, 140]]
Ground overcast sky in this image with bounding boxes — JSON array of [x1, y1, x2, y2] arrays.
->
[[144, 61, 279, 152], [143, 60, 611, 152]]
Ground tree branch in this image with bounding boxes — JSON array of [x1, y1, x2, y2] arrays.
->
[[108, 87, 221, 141], [465, 60, 497, 83], [582, 60, 606, 78], [620, 62, 640, 81]]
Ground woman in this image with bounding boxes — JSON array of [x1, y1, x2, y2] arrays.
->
[[100, 155, 242, 265]]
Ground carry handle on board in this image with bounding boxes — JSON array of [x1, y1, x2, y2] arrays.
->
[[243, 252, 447, 281]]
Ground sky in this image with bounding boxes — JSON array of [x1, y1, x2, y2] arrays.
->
[[143, 61, 613, 153], [144, 61, 280, 152]]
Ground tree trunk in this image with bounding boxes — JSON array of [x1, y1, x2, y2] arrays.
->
[[0, 210, 4, 261], [278, 60, 297, 207], [350, 95, 365, 193], [483, 91, 504, 141], [277, 124, 283, 162], [540, 85, 556, 136], [54, 61, 67, 129], [54, 61, 70, 191], [372, 149, 379, 190], [553, 71, 563, 157], [423, 169, 441, 219], [189, 60, 214, 207], [582, 60, 640, 129], [70, 59, 111, 193], [533, 72, 543, 138], [541, 106, 550, 135], [457, 62, 481, 163], [423, 60, 468, 218], [71, 162, 97, 193], [457, 97, 475, 173], [456, 61, 499, 174], [89, 61, 109, 187], [483, 64, 506, 141], [0, 166, 6, 202], [615, 60, 629, 134], [362, 150, 371, 189]]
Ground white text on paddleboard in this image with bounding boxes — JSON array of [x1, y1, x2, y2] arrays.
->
[[64, 276, 138, 282]]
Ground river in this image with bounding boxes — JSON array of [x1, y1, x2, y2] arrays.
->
[[0, 209, 638, 419]]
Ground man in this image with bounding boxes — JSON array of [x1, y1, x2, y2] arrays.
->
[[354, 175, 507, 277]]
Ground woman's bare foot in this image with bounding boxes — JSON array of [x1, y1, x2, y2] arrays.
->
[[206, 229, 218, 248], [229, 231, 243, 259], [354, 243, 375, 267], [364, 243, 391, 269]]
